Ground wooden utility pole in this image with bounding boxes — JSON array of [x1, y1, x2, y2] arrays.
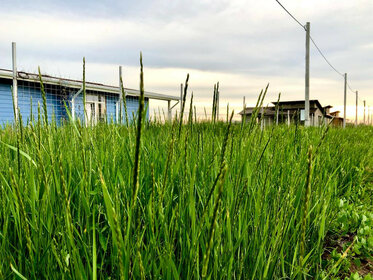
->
[[355, 91, 358, 126], [343, 73, 347, 128], [363, 100, 366, 124], [305, 22, 310, 127]]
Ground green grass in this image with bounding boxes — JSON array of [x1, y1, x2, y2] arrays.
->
[[0, 70, 372, 279], [1, 116, 372, 279]]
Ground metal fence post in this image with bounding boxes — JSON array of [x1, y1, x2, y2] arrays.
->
[[12, 42, 18, 121], [118, 66, 123, 124], [305, 22, 310, 127], [168, 100, 171, 122], [355, 91, 358, 126], [343, 73, 347, 128]]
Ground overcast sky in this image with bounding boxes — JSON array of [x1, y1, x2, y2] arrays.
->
[[1, 0, 372, 121]]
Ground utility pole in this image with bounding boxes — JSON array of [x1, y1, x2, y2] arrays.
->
[[363, 100, 366, 124], [12, 42, 18, 121], [305, 22, 310, 127], [355, 91, 358, 126], [343, 73, 347, 128]]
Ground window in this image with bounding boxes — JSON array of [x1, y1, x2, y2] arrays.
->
[[85, 94, 106, 124]]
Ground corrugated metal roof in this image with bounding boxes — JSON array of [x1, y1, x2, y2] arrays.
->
[[272, 100, 324, 111], [239, 106, 275, 115], [0, 68, 180, 101]]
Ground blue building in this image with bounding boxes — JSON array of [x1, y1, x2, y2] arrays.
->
[[0, 68, 179, 125]]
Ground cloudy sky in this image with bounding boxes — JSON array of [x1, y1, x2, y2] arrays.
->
[[1, 0, 372, 121]]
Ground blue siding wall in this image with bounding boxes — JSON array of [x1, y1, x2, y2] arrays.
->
[[119, 96, 149, 124], [70, 93, 148, 124], [0, 79, 149, 125], [0, 83, 14, 125], [145, 97, 149, 120], [106, 94, 117, 123], [72, 94, 84, 122], [18, 86, 67, 124]]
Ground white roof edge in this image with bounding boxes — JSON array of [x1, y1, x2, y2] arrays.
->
[[0, 69, 180, 101]]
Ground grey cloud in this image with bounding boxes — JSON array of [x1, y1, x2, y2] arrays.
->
[[2, 0, 230, 22], [1, 0, 372, 109]]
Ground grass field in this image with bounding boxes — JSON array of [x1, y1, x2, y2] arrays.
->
[[0, 68, 372, 279], [1, 119, 372, 279]]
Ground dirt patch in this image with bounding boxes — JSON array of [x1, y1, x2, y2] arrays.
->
[[350, 258, 373, 277], [323, 233, 373, 277]]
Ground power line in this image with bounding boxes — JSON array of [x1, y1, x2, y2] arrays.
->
[[275, 0, 306, 30], [347, 82, 356, 94], [309, 36, 369, 102], [275, 1, 369, 104], [275, 1, 345, 78], [309, 36, 344, 77]]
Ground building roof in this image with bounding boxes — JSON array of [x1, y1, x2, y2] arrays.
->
[[239, 100, 325, 116], [239, 99, 344, 121], [272, 99, 324, 111], [238, 106, 275, 115], [0, 68, 180, 101], [327, 111, 342, 119]]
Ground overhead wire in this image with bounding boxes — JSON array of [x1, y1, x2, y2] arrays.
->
[[275, 0, 305, 30], [275, 0, 369, 103], [276, 0, 345, 78], [347, 82, 356, 94], [309, 36, 344, 77]]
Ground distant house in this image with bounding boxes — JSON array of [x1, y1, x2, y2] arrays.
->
[[324, 106, 344, 127], [239, 100, 344, 126]]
